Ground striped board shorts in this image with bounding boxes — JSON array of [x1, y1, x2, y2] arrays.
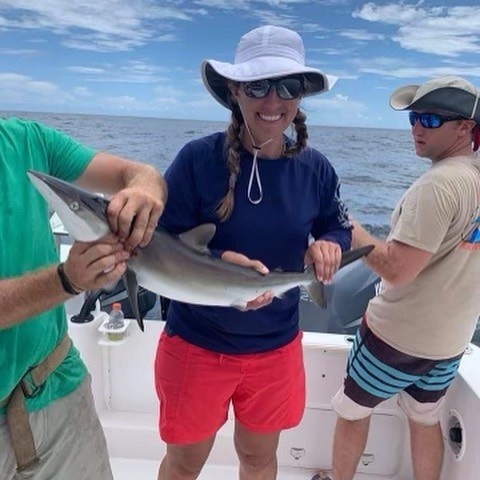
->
[[331, 320, 463, 424]]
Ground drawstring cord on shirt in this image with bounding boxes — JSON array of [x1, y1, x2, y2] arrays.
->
[[241, 112, 273, 205], [247, 144, 267, 205]]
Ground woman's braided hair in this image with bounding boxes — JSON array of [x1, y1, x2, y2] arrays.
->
[[216, 90, 309, 221]]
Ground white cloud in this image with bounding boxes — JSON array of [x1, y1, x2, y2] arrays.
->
[[72, 83, 205, 118], [311, 46, 355, 56], [195, 0, 346, 6], [361, 64, 480, 79], [359, 59, 480, 81], [339, 29, 385, 42], [62, 36, 147, 53], [0, 72, 72, 104], [192, 0, 245, 9], [73, 86, 94, 97], [352, 56, 404, 69], [68, 66, 106, 75], [104, 95, 139, 109], [0, 48, 38, 55], [191, 0, 339, 29], [349, 54, 480, 80], [309, 93, 360, 108], [254, 10, 298, 27], [0, 1, 193, 52], [68, 61, 168, 83], [153, 84, 186, 100], [330, 71, 359, 81], [353, 2, 427, 25], [394, 26, 479, 57], [301, 93, 371, 127], [353, 3, 480, 57]]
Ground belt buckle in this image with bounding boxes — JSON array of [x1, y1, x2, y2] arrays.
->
[[20, 374, 41, 398]]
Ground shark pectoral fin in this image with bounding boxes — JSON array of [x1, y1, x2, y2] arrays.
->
[[339, 245, 374, 268], [303, 282, 327, 309], [123, 266, 144, 332]]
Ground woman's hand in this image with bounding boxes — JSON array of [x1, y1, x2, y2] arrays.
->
[[304, 240, 341, 284], [221, 250, 274, 310]]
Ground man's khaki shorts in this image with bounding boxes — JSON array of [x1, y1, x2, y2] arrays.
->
[[0, 374, 113, 480]]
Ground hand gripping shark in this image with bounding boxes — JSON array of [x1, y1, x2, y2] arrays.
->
[[27, 170, 373, 332]]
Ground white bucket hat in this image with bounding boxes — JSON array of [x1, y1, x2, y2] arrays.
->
[[201, 25, 331, 110], [389, 75, 480, 124]]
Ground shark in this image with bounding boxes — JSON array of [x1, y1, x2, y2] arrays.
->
[[27, 170, 373, 332]]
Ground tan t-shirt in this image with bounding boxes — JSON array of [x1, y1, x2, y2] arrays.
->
[[367, 155, 480, 359]]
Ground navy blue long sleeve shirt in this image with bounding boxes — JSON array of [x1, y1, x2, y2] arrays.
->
[[159, 132, 351, 353]]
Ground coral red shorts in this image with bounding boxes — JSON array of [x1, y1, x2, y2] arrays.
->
[[154, 330, 305, 444]]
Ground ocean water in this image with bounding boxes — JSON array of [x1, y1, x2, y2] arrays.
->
[[1, 110, 428, 238]]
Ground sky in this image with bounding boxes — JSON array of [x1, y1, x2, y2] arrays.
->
[[0, 1, 479, 129]]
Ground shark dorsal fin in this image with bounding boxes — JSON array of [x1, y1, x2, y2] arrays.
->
[[179, 224, 216, 253]]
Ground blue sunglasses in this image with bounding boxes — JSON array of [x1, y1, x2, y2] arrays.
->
[[243, 76, 305, 100], [409, 111, 466, 129]]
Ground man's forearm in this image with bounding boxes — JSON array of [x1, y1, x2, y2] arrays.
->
[[351, 221, 393, 280], [79, 153, 167, 202], [0, 265, 72, 329], [351, 220, 431, 286], [121, 161, 167, 203]]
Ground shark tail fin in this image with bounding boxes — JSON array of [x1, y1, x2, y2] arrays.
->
[[339, 245, 374, 268], [303, 265, 327, 309], [301, 245, 374, 309]]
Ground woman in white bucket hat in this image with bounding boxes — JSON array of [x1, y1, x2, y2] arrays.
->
[[154, 25, 352, 480]]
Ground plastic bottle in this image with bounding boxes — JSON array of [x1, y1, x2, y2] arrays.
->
[[107, 303, 125, 341]]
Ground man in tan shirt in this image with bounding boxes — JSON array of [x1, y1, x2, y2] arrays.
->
[[317, 76, 480, 480]]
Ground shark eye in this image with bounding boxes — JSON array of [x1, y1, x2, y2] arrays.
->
[[69, 200, 80, 211]]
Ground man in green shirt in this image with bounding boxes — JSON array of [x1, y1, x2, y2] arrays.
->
[[0, 117, 167, 479]]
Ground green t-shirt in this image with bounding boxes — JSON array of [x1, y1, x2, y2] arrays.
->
[[0, 117, 97, 414]]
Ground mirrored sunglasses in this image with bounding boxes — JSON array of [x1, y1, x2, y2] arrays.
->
[[409, 111, 466, 129], [243, 76, 304, 100]]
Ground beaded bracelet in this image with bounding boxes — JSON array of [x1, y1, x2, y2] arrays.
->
[[57, 263, 82, 295]]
